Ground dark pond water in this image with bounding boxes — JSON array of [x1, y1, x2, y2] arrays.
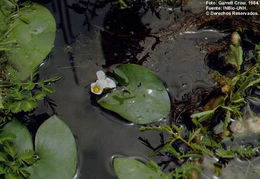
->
[[28, 0, 259, 178]]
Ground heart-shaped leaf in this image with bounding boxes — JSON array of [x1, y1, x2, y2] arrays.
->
[[114, 158, 168, 179], [28, 115, 77, 179], [6, 3, 56, 80], [98, 64, 171, 124], [2, 116, 77, 178]]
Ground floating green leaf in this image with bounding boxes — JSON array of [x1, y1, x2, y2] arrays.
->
[[28, 115, 77, 179], [2, 119, 33, 154], [6, 3, 56, 80], [98, 64, 171, 124], [1, 119, 34, 178], [1, 116, 77, 178], [114, 158, 168, 179]]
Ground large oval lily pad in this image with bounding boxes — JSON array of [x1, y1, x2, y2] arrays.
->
[[98, 64, 171, 124], [114, 158, 167, 179], [28, 115, 77, 179], [6, 3, 56, 80]]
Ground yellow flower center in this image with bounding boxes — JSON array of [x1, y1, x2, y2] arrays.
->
[[93, 86, 100, 93]]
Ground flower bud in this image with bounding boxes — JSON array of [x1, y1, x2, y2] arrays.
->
[[231, 32, 241, 46]]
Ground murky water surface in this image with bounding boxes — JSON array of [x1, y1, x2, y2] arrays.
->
[[33, 0, 259, 178]]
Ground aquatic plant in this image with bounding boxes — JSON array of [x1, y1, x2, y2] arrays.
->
[[94, 64, 171, 124], [0, 71, 60, 124], [192, 32, 259, 126], [111, 32, 260, 178], [114, 158, 171, 179], [91, 70, 116, 95], [0, 130, 36, 178], [0, 1, 78, 179], [1, 116, 77, 179], [0, 0, 59, 125], [0, 1, 56, 80]]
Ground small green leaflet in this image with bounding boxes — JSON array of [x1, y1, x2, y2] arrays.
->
[[230, 45, 243, 71]]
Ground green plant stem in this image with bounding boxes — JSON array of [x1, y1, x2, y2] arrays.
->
[[174, 134, 192, 148], [118, 0, 127, 8], [0, 40, 16, 45], [0, 76, 61, 87]]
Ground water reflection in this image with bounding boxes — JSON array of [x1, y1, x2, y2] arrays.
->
[[101, 7, 151, 66], [33, 0, 260, 178], [68, 0, 109, 29]]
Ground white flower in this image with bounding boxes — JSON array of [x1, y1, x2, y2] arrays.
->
[[91, 70, 116, 95]]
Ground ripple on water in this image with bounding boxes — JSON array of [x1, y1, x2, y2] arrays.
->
[[143, 30, 226, 101]]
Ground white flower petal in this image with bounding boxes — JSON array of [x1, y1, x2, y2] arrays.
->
[[104, 78, 116, 89], [96, 70, 106, 80], [90, 81, 103, 95], [91, 70, 117, 95], [98, 79, 108, 89]]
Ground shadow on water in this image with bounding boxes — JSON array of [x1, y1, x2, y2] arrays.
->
[[68, 0, 113, 29], [30, 1, 165, 179], [23, 0, 260, 178], [101, 7, 151, 66]]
